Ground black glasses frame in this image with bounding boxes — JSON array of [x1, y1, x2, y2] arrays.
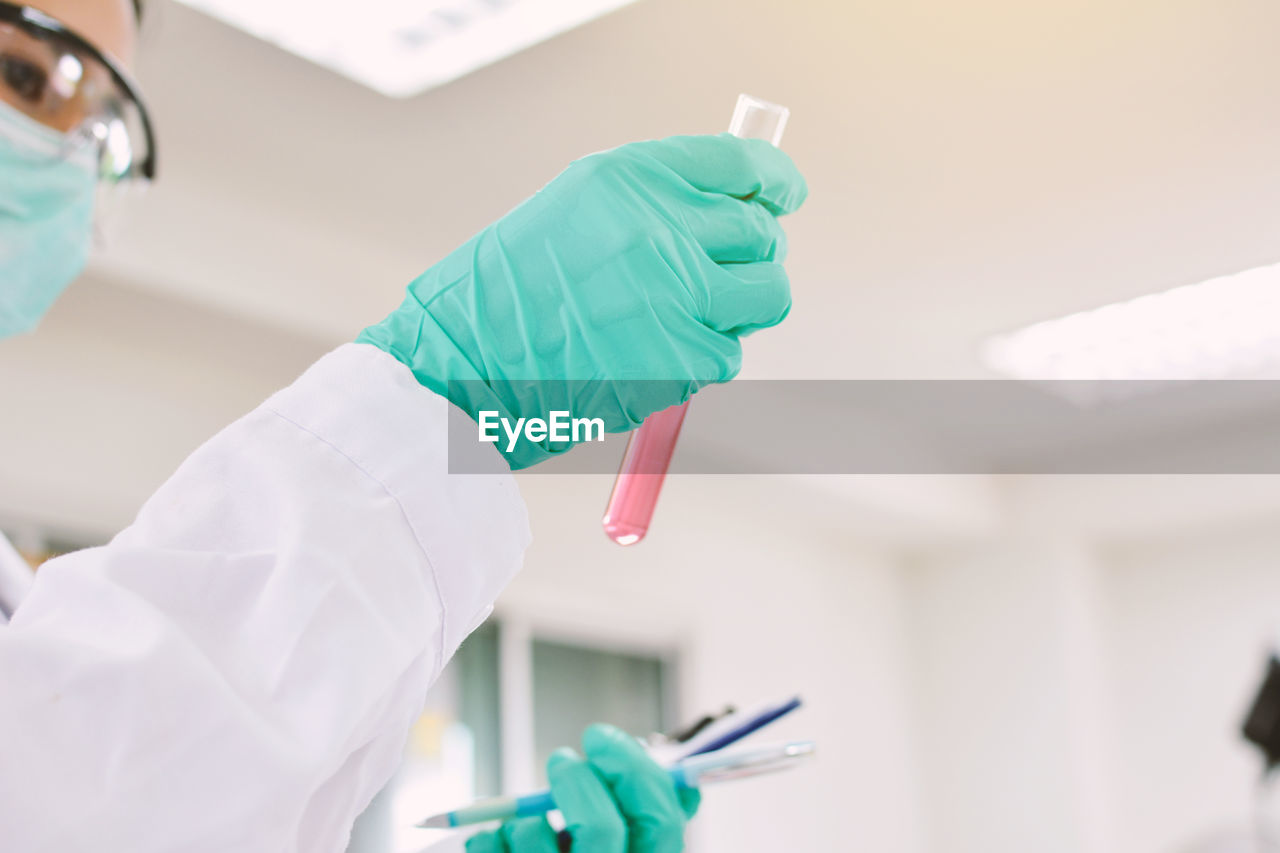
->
[[0, 1, 156, 180]]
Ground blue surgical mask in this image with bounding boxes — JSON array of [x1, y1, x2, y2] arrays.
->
[[0, 102, 97, 338]]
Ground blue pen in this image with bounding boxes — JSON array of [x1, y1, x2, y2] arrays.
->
[[677, 695, 803, 759], [416, 740, 816, 829]]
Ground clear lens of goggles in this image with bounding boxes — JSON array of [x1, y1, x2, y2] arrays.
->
[[0, 16, 152, 185]]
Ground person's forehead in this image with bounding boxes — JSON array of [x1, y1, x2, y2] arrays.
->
[[24, 0, 137, 67]]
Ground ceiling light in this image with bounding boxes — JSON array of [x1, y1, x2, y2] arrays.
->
[[982, 261, 1280, 385], [174, 0, 642, 98]]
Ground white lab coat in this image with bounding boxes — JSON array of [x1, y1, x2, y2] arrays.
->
[[0, 344, 531, 853]]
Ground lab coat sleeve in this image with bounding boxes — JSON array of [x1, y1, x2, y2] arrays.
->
[[0, 343, 531, 853]]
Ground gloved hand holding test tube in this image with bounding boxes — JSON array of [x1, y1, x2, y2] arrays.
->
[[602, 94, 793, 546]]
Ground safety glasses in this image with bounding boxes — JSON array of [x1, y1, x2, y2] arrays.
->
[[0, 1, 156, 183]]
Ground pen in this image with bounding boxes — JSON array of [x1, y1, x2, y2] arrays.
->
[[645, 695, 803, 766], [417, 740, 816, 829], [677, 695, 803, 760]]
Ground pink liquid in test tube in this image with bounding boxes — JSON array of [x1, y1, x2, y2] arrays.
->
[[602, 94, 791, 545]]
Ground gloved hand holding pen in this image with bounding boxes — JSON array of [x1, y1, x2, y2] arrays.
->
[[358, 134, 808, 469], [466, 724, 700, 853]]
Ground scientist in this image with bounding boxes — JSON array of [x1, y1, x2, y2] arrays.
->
[[0, 1, 806, 851]]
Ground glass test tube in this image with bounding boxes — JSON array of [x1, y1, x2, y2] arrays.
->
[[602, 94, 791, 546]]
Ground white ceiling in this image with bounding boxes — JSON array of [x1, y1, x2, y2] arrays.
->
[[86, 0, 1280, 379]]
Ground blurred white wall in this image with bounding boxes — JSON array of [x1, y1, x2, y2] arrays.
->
[[905, 482, 1280, 853], [907, 540, 1111, 853], [1102, 524, 1280, 853]]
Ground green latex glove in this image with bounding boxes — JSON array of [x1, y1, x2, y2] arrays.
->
[[466, 724, 701, 853], [357, 134, 807, 468]]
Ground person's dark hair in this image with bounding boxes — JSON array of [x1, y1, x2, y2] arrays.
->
[[132, 0, 143, 22]]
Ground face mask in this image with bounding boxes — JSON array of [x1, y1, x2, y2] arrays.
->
[[0, 102, 97, 338]]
